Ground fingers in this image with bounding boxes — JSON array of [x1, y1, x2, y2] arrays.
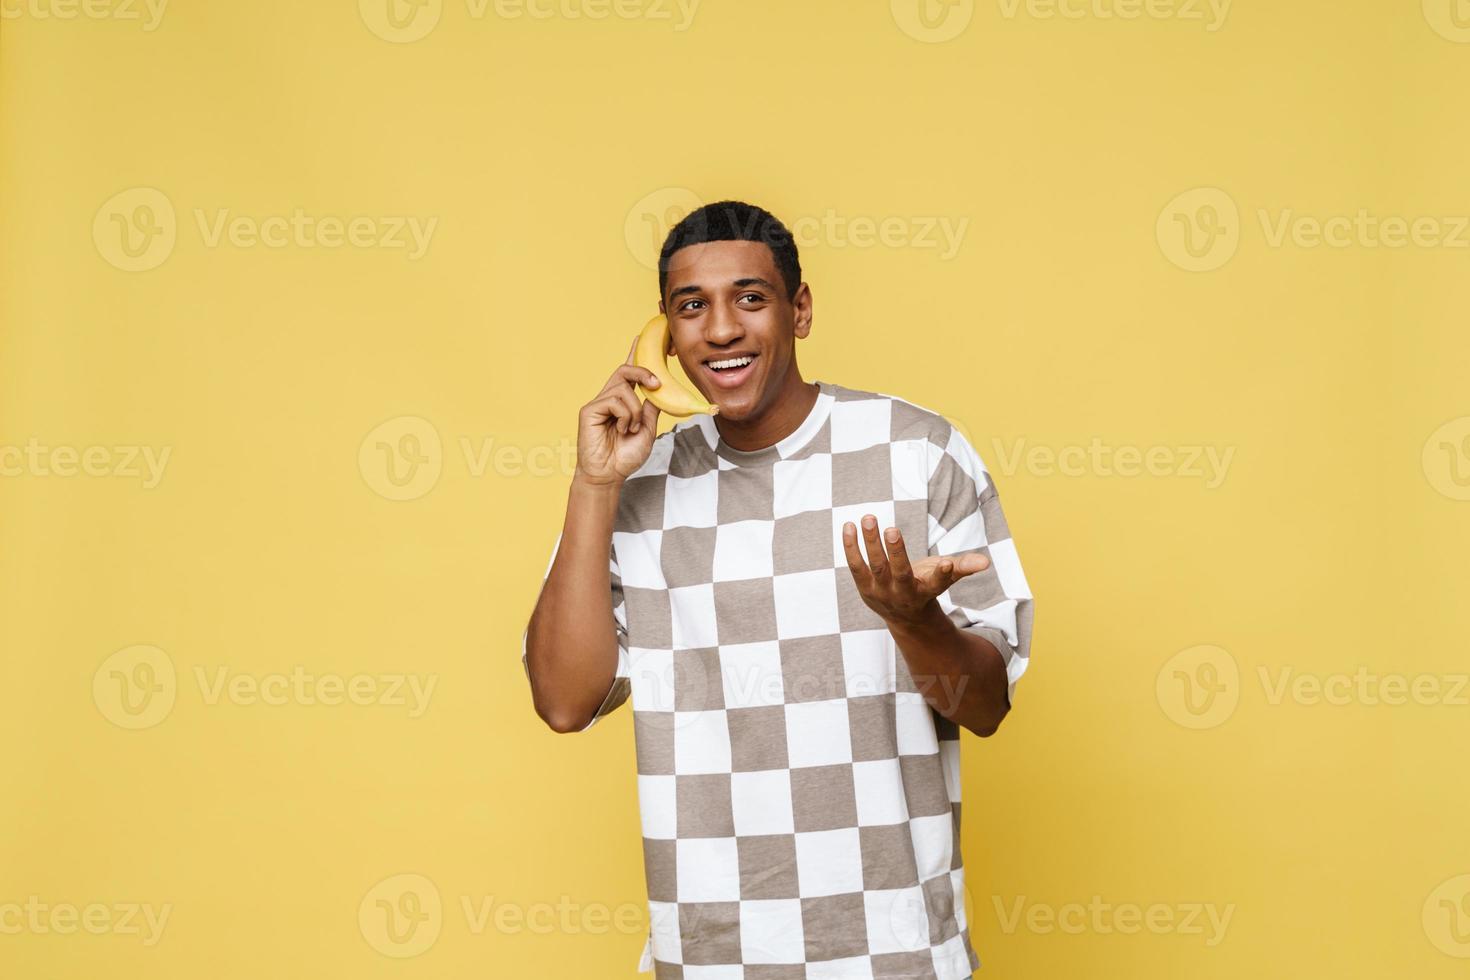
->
[[882, 524, 914, 583], [859, 515, 889, 578], [601, 361, 661, 399], [615, 386, 644, 435], [840, 521, 872, 590], [589, 387, 641, 436], [929, 551, 992, 592], [639, 392, 662, 433], [930, 556, 958, 595], [592, 333, 663, 439], [963, 551, 992, 574], [947, 551, 991, 578]]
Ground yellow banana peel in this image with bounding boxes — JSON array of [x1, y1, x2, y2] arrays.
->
[[634, 313, 720, 417]]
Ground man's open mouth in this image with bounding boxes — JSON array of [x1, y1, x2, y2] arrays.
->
[[702, 353, 758, 389]]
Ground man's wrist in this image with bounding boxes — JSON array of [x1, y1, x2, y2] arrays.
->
[[571, 469, 624, 497], [883, 597, 950, 637]]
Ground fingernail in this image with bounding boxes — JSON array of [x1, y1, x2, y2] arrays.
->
[[885, 528, 898, 542]]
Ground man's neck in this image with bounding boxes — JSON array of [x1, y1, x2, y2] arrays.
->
[[713, 373, 820, 453]]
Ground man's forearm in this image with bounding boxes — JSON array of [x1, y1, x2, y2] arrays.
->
[[885, 599, 1010, 736], [523, 473, 624, 732]]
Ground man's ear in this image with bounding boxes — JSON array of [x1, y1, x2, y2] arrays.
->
[[792, 282, 814, 339]]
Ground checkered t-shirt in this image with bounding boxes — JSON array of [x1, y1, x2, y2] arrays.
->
[[522, 379, 1034, 979]]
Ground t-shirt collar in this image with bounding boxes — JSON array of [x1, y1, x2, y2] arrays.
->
[[693, 380, 834, 468]]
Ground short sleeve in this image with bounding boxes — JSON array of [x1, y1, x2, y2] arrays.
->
[[521, 530, 632, 730], [926, 423, 1035, 707]]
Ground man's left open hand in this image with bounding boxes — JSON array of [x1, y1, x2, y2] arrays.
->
[[841, 514, 991, 627]]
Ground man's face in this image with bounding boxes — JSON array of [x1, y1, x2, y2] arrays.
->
[[659, 239, 811, 421]]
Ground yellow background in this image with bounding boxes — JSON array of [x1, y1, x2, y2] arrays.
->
[[2, 0, 1466, 977]]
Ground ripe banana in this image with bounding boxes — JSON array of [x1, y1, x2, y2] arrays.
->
[[633, 313, 720, 417]]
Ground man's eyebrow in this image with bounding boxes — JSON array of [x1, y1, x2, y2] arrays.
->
[[668, 277, 778, 301]]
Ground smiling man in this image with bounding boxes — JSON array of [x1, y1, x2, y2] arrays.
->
[[521, 200, 1034, 979]]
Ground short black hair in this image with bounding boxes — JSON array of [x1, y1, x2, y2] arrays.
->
[[658, 200, 802, 304]]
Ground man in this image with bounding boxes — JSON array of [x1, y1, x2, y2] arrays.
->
[[521, 200, 1034, 979]]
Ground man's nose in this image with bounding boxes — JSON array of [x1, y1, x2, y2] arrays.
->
[[706, 304, 742, 342]]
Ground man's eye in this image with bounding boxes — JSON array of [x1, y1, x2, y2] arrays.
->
[[738, 293, 764, 304], [680, 299, 706, 312]]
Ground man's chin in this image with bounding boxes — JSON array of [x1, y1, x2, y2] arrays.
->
[[706, 390, 758, 421]]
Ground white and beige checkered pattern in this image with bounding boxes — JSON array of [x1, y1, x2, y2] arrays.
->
[[522, 380, 1034, 979]]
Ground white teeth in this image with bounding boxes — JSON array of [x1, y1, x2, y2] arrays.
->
[[708, 355, 754, 370]]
